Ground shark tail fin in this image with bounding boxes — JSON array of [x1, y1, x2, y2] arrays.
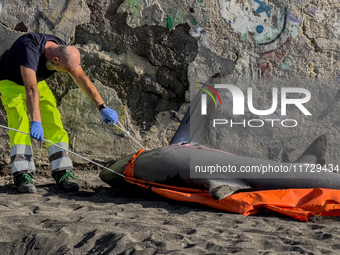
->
[[294, 135, 327, 165]]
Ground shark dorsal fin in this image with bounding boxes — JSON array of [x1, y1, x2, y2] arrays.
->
[[169, 74, 223, 145], [294, 135, 327, 165]]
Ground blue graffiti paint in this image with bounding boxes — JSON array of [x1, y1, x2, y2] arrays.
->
[[256, 25, 264, 33], [253, 0, 273, 17], [245, 7, 248, 11], [228, 20, 232, 24]]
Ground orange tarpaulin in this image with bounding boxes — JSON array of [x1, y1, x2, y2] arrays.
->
[[123, 149, 340, 222], [125, 177, 340, 221]]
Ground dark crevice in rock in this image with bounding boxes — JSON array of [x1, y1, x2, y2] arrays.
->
[[104, 0, 126, 20], [234, 50, 240, 63], [0, 22, 9, 28], [302, 21, 322, 53], [14, 22, 28, 32], [32, 10, 56, 31]]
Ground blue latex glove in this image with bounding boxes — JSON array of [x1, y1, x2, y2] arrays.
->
[[30, 121, 44, 142], [100, 107, 118, 124]]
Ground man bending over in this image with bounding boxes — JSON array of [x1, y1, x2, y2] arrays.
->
[[0, 32, 118, 193]]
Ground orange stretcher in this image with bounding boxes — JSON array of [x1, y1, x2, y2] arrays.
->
[[123, 148, 340, 222]]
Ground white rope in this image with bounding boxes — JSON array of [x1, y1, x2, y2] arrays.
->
[[0, 124, 126, 178], [111, 121, 146, 150]]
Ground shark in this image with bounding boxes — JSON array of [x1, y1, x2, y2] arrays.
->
[[99, 135, 340, 200], [99, 85, 340, 201]]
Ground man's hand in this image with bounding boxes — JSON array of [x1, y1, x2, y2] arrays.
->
[[100, 107, 119, 124], [30, 121, 44, 142]]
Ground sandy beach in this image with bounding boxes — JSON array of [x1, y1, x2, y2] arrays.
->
[[0, 168, 339, 255]]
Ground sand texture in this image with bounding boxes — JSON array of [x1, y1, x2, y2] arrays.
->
[[0, 169, 340, 255]]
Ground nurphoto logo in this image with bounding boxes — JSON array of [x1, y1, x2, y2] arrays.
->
[[198, 82, 222, 115], [199, 83, 312, 128]]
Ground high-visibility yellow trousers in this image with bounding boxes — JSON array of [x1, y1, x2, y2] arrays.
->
[[0, 79, 73, 175]]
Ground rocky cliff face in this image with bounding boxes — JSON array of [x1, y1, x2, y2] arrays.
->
[[1, 0, 340, 173]]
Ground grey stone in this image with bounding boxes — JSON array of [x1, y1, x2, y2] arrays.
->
[[59, 80, 142, 163], [0, 0, 90, 43], [0, 24, 23, 53]]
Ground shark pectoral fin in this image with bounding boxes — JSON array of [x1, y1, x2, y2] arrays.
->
[[208, 180, 251, 200], [209, 185, 240, 200]]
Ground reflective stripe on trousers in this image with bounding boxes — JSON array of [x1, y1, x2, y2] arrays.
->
[[10, 144, 36, 174], [47, 142, 73, 171], [0, 79, 73, 173]]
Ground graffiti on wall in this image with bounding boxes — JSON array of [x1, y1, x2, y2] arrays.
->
[[166, 0, 210, 30], [126, 0, 144, 18], [219, 0, 303, 78], [218, 0, 290, 45], [119, 0, 337, 79], [165, 5, 186, 29]]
